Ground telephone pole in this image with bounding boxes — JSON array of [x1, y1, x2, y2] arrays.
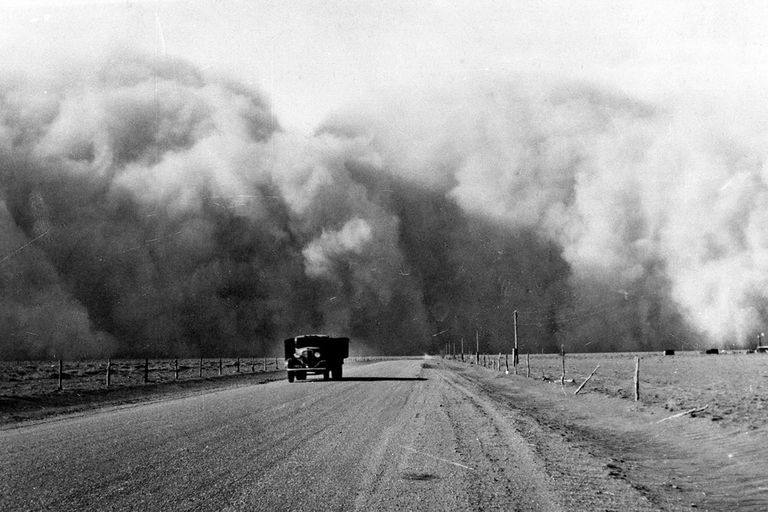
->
[[513, 310, 519, 368]]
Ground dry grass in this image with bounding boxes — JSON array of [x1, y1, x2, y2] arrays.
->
[[466, 350, 768, 430], [0, 357, 288, 425], [0, 357, 284, 397]]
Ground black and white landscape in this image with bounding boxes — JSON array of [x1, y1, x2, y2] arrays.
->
[[2, 2, 768, 510]]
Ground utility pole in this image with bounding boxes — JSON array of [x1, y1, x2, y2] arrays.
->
[[513, 310, 519, 368]]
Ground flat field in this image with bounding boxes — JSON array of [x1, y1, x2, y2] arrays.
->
[[0, 357, 283, 394], [463, 350, 768, 430], [0, 357, 286, 424]]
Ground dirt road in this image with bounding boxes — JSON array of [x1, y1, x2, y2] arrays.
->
[[0, 359, 748, 511]]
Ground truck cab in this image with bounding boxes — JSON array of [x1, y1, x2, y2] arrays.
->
[[284, 335, 349, 382]]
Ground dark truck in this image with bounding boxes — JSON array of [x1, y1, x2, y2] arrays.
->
[[284, 335, 349, 382]]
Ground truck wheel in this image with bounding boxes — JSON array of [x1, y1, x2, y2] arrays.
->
[[287, 372, 294, 383], [332, 366, 343, 380], [323, 371, 330, 380], [297, 371, 306, 380]]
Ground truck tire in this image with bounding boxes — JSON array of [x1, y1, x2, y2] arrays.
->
[[332, 365, 343, 380], [323, 371, 330, 380], [297, 371, 306, 380], [287, 372, 294, 383]]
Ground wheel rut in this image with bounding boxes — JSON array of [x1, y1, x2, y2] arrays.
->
[[435, 367, 661, 511]]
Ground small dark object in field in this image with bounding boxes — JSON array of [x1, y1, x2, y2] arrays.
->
[[704, 348, 719, 355], [402, 472, 438, 481], [663, 349, 675, 356]]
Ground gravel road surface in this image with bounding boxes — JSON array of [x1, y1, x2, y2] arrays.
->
[[2, 359, 663, 511]]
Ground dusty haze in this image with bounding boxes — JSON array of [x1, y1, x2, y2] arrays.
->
[[1, 53, 765, 358]]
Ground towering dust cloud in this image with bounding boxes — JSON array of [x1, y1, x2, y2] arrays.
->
[[0, 54, 764, 358]]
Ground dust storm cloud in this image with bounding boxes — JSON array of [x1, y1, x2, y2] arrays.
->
[[0, 54, 763, 358]]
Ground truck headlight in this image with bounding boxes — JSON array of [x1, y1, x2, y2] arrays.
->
[[314, 351, 321, 358]]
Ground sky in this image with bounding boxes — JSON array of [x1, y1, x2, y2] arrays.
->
[[2, 0, 768, 132]]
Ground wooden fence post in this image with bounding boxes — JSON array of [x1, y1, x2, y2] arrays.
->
[[560, 346, 565, 386], [106, 358, 111, 387], [236, 356, 240, 373], [251, 357, 255, 373], [144, 358, 149, 383], [505, 353, 509, 374], [219, 358, 223, 376], [199, 357, 203, 378], [263, 357, 267, 371], [174, 358, 179, 380], [634, 357, 640, 401], [526, 353, 530, 378], [58, 359, 63, 391], [575, 365, 600, 395]]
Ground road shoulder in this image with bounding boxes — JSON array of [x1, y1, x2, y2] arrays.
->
[[438, 359, 768, 511]]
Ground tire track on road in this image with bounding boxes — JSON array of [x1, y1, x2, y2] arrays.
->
[[436, 366, 660, 511]]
